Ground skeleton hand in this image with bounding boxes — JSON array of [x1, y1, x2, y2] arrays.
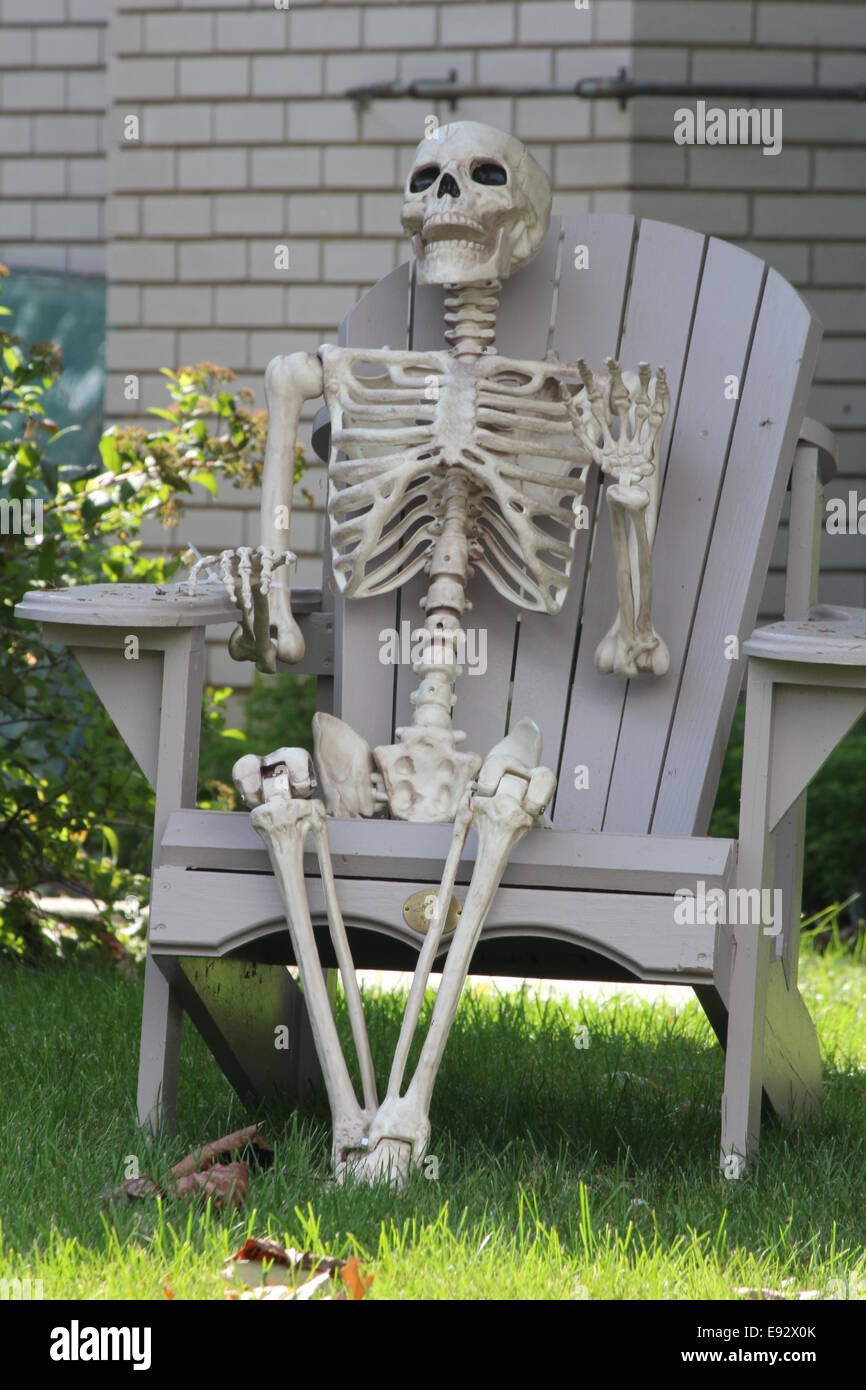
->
[[561, 359, 671, 679], [561, 357, 669, 492], [186, 544, 304, 673]]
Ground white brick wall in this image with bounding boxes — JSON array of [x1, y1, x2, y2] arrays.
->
[[1, 0, 864, 682], [629, 0, 866, 615], [0, 0, 108, 273]]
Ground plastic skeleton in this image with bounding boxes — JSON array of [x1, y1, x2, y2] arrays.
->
[[186, 123, 670, 1186]]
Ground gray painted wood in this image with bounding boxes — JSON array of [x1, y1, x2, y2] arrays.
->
[[160, 806, 735, 892], [785, 446, 823, 622], [511, 213, 636, 779], [744, 604, 866, 665], [775, 441, 824, 990], [603, 238, 766, 833], [760, 959, 822, 1120], [75, 647, 164, 788], [653, 270, 823, 836], [173, 957, 321, 1106], [767, 680, 866, 832], [137, 627, 206, 1132], [149, 865, 716, 983], [718, 657, 775, 1165], [555, 218, 706, 830]]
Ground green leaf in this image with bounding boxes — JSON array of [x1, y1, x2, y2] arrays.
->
[[98, 432, 120, 474], [189, 469, 218, 496], [101, 824, 120, 861]]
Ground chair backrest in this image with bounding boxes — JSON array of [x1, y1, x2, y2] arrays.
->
[[324, 214, 821, 837]]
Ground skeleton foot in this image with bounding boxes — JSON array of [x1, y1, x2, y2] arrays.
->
[[344, 1098, 427, 1188]]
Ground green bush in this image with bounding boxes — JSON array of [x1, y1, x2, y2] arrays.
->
[[0, 264, 306, 960], [711, 703, 866, 917]]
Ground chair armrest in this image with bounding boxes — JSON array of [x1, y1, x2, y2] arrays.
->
[[15, 581, 324, 630], [796, 416, 837, 486], [744, 605, 866, 667]]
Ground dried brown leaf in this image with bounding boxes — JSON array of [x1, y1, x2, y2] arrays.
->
[[169, 1123, 272, 1179], [171, 1161, 248, 1211], [100, 1174, 163, 1206], [226, 1238, 344, 1290], [340, 1257, 374, 1301]]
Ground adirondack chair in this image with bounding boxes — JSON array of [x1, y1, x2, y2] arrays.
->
[[19, 211, 856, 1176]]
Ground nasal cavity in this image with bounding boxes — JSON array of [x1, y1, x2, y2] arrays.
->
[[437, 172, 460, 199]]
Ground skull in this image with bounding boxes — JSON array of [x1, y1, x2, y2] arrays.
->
[[401, 121, 552, 287]]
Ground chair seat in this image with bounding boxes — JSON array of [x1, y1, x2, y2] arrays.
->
[[161, 808, 735, 893], [150, 809, 733, 984]]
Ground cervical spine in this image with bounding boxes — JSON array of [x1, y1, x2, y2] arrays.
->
[[443, 279, 500, 357]]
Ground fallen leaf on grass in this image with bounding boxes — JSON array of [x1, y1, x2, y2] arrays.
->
[[171, 1161, 248, 1211], [340, 1256, 374, 1301], [227, 1271, 337, 1302], [222, 1238, 372, 1300], [99, 1174, 162, 1204], [101, 1124, 269, 1211], [225, 1237, 342, 1289], [169, 1124, 273, 1178]]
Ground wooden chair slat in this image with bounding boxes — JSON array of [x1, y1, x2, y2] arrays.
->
[[603, 237, 767, 833], [653, 269, 822, 835], [510, 213, 636, 780], [554, 218, 706, 829]]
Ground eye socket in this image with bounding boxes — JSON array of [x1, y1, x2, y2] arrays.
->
[[409, 165, 440, 193], [472, 162, 507, 186]]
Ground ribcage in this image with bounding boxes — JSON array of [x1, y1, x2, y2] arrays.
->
[[324, 346, 590, 614]]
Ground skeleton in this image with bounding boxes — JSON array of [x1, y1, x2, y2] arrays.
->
[[186, 123, 670, 1185]]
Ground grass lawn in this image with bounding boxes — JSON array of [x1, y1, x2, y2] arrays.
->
[[1, 950, 864, 1300]]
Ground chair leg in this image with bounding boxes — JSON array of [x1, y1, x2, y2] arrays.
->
[[137, 952, 182, 1134], [719, 661, 775, 1177], [762, 959, 822, 1122], [719, 924, 772, 1176]]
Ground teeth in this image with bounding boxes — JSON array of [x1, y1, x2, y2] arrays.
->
[[422, 213, 487, 245], [423, 239, 488, 253], [424, 213, 484, 231]]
